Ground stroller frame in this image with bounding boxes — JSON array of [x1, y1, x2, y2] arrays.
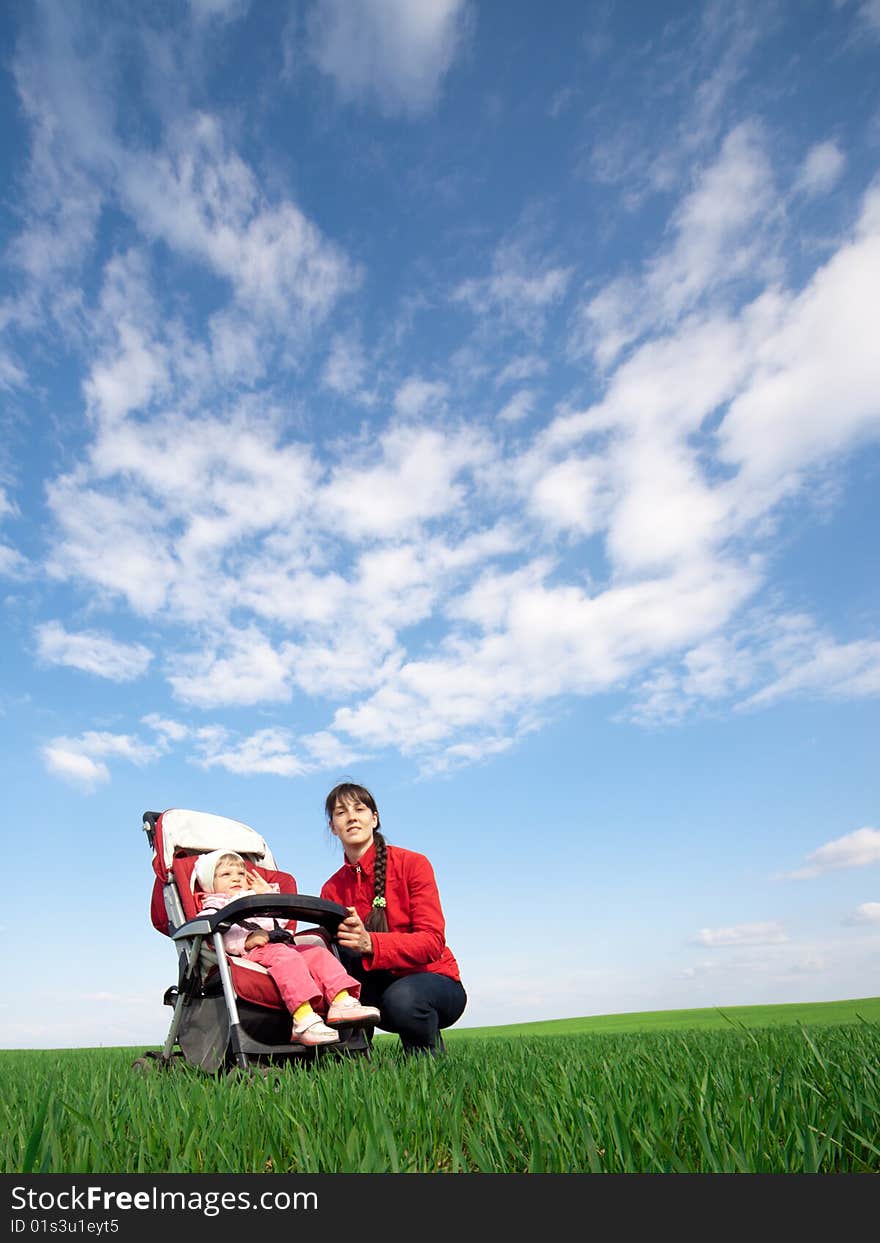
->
[[145, 808, 370, 1072]]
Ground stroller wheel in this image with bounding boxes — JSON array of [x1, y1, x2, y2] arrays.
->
[[131, 1050, 183, 1073], [226, 1062, 285, 1088]]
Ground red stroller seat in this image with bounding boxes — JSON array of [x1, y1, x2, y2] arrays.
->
[[145, 807, 369, 1072]]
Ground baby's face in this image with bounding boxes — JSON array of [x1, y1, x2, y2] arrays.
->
[[212, 857, 248, 895]]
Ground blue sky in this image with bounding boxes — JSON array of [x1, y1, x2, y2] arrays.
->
[[1, 0, 879, 1049]]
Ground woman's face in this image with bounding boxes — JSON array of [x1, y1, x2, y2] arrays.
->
[[330, 795, 378, 859]]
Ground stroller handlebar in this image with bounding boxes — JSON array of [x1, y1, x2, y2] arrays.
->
[[171, 892, 348, 941], [142, 810, 160, 850]]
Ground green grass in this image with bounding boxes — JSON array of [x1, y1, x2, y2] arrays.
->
[[2, 998, 879, 1174], [447, 995, 880, 1040]]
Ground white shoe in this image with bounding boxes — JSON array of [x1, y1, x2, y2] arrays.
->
[[326, 996, 381, 1028], [291, 1016, 340, 1046]]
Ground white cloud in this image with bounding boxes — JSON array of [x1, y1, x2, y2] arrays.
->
[[322, 423, 488, 540], [9, 33, 106, 290], [81, 251, 170, 423], [12, 32, 880, 782], [575, 123, 778, 367], [42, 746, 110, 792], [658, 123, 777, 309], [236, 567, 348, 631], [329, 556, 757, 763], [453, 243, 572, 337], [32, 154, 880, 772], [207, 310, 268, 385], [719, 183, 880, 484], [121, 114, 360, 332], [46, 404, 320, 621], [0, 348, 26, 390], [629, 614, 880, 726], [494, 355, 547, 387], [393, 376, 449, 419], [1, 485, 18, 521], [419, 731, 521, 776], [548, 85, 578, 119], [795, 140, 846, 197], [0, 543, 29, 578], [45, 481, 177, 615], [321, 331, 374, 401], [301, 729, 368, 769], [12, 10, 359, 360], [693, 921, 788, 947], [626, 669, 689, 728], [680, 947, 828, 983], [168, 630, 293, 708], [141, 714, 191, 743], [86, 319, 169, 425], [548, 308, 773, 558], [610, 449, 728, 575], [742, 638, 880, 708], [286, 637, 402, 699], [306, 0, 467, 117], [788, 827, 880, 879], [849, 902, 880, 924], [680, 637, 752, 700], [36, 621, 153, 681], [193, 726, 307, 776], [42, 730, 162, 791], [858, 0, 880, 36], [496, 389, 534, 423], [189, 0, 251, 23], [528, 456, 607, 536]]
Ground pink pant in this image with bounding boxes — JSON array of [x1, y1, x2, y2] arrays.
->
[[245, 941, 360, 1014]]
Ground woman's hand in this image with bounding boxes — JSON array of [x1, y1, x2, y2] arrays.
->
[[336, 906, 373, 956], [244, 931, 270, 950], [245, 870, 272, 894]]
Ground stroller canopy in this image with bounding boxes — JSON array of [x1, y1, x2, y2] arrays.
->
[[149, 808, 278, 883]]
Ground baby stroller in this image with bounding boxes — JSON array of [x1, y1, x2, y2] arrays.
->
[[144, 807, 370, 1073]]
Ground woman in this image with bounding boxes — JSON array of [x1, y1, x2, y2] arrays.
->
[[320, 781, 467, 1055]]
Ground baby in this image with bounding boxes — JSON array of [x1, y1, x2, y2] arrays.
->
[[195, 849, 379, 1047]]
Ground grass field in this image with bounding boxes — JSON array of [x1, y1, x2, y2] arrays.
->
[[3, 997, 879, 1174], [447, 994, 880, 1039]]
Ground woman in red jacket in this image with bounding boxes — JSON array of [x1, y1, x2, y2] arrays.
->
[[320, 781, 467, 1055]]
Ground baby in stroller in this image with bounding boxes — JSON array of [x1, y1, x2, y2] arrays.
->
[[146, 807, 378, 1072], [195, 848, 380, 1047]]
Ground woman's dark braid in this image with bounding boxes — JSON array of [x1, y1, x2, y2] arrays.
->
[[364, 830, 389, 933]]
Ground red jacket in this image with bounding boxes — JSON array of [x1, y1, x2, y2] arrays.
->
[[321, 842, 461, 981]]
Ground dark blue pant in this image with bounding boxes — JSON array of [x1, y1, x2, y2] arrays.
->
[[338, 949, 467, 1054]]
